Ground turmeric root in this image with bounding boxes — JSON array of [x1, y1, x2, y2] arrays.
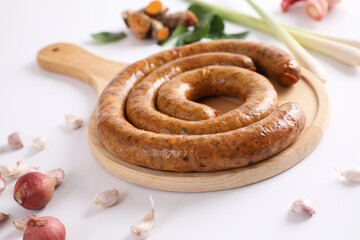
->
[[127, 11, 152, 39], [161, 11, 198, 30], [122, 10, 134, 27], [124, 10, 169, 41], [151, 19, 169, 41], [122, 1, 198, 41], [145, 0, 168, 16]]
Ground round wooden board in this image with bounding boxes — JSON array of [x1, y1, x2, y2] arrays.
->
[[37, 43, 329, 192], [88, 68, 329, 192]]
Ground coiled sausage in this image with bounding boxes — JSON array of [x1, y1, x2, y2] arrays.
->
[[96, 40, 305, 172]]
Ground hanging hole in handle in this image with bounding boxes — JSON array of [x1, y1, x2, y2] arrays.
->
[[52, 47, 59, 52]]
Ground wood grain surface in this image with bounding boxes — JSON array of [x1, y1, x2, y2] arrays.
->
[[38, 43, 330, 192]]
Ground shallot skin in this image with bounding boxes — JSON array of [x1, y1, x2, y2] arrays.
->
[[14, 172, 57, 210], [23, 216, 66, 240]]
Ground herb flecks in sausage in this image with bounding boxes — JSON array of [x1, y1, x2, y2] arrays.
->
[[97, 40, 305, 172]]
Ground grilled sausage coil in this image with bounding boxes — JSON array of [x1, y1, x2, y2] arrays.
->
[[96, 40, 305, 172]]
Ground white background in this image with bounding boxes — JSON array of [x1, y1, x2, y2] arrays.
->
[[1, 0, 360, 239]]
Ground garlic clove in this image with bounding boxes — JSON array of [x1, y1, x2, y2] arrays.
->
[[0, 165, 14, 176], [7, 161, 29, 178], [33, 137, 48, 151], [130, 195, 155, 240], [0, 212, 9, 222], [290, 198, 315, 216], [65, 114, 84, 129], [0, 173, 6, 193], [93, 189, 119, 207], [8, 132, 24, 149], [336, 167, 360, 183], [13, 214, 40, 231], [46, 168, 65, 187]]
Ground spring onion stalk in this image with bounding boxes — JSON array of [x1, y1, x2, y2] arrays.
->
[[188, 0, 360, 67], [287, 28, 360, 66], [245, 0, 327, 82], [286, 26, 360, 49]]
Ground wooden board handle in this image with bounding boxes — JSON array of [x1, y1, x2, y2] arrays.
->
[[37, 43, 128, 95]]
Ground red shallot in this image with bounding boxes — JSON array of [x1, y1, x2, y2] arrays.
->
[[23, 216, 66, 240], [14, 172, 58, 210]]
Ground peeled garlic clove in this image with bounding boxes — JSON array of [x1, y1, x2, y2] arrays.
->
[[13, 214, 40, 231], [93, 189, 119, 207], [0, 212, 9, 222], [0, 165, 14, 176], [65, 114, 83, 129], [46, 168, 65, 187], [336, 167, 360, 183], [290, 198, 315, 216], [0, 173, 5, 193], [7, 161, 29, 178], [130, 195, 155, 240], [8, 132, 24, 149], [33, 137, 47, 151]]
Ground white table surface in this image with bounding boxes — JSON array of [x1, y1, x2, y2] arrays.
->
[[1, 0, 360, 239]]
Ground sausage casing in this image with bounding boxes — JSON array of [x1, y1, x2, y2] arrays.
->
[[97, 40, 304, 172]]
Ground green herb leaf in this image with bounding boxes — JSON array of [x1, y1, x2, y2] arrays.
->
[[175, 22, 210, 46], [164, 3, 250, 46], [209, 15, 224, 38], [188, 3, 210, 19], [176, 12, 213, 46], [91, 32, 127, 43], [158, 25, 188, 46], [211, 31, 250, 40]]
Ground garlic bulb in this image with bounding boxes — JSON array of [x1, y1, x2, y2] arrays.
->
[[290, 198, 315, 216], [336, 167, 360, 183], [33, 137, 47, 151], [130, 195, 155, 239], [8, 132, 24, 149], [65, 114, 83, 129], [13, 214, 40, 231], [93, 189, 119, 207]]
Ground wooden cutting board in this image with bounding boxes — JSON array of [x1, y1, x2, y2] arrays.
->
[[37, 43, 330, 192]]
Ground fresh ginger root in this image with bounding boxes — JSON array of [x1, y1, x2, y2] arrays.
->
[[281, 0, 305, 12], [305, 0, 341, 21], [281, 0, 341, 21], [122, 1, 198, 40]]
